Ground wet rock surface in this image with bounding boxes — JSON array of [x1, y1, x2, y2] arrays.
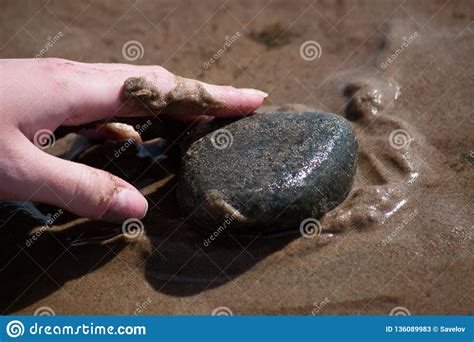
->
[[177, 112, 358, 234]]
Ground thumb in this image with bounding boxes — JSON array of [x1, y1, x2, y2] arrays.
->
[[14, 140, 148, 221]]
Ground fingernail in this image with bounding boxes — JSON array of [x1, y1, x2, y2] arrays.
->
[[239, 88, 269, 98], [102, 187, 148, 222]]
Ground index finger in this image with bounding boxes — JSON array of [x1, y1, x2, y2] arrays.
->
[[122, 74, 268, 121], [31, 59, 267, 126]]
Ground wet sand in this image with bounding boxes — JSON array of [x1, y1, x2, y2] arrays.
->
[[0, 0, 472, 315]]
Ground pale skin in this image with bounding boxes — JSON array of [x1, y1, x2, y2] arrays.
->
[[0, 58, 267, 222]]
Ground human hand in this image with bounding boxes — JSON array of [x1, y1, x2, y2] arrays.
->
[[0, 58, 267, 222]]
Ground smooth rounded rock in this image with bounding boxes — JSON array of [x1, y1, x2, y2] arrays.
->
[[177, 112, 358, 234]]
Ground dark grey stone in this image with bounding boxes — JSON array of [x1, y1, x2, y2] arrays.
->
[[177, 112, 358, 234]]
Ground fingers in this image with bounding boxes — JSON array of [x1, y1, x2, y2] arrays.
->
[[19, 59, 266, 129], [77, 122, 143, 143], [192, 83, 268, 117], [8, 134, 148, 221], [122, 74, 267, 120]]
